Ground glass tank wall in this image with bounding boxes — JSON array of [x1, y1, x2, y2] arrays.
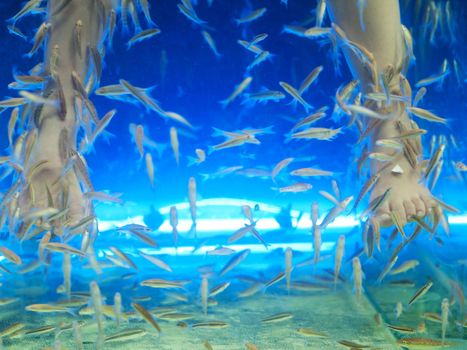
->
[[0, 0, 465, 349]]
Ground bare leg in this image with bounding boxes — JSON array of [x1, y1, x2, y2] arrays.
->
[[19, 0, 111, 224], [327, 0, 437, 226]]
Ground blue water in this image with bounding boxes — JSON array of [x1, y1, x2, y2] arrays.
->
[[0, 0, 466, 349]]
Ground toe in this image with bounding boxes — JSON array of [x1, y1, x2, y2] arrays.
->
[[421, 195, 437, 212], [412, 196, 426, 217], [373, 202, 391, 227], [390, 204, 407, 227], [403, 199, 416, 219]]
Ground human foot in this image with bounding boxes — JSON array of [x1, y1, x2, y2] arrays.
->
[[15, 98, 91, 233], [365, 103, 438, 228]]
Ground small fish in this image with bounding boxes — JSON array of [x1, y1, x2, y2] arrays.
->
[[288, 127, 341, 141], [187, 148, 206, 166], [170, 206, 178, 248], [247, 50, 271, 71], [170, 127, 179, 165], [389, 260, 419, 275], [390, 210, 406, 238], [408, 106, 447, 124], [0, 246, 22, 265], [0, 323, 25, 338], [158, 313, 193, 321], [109, 9, 117, 46], [296, 327, 327, 337], [347, 104, 387, 120], [292, 110, 326, 131], [139, 252, 172, 272], [0, 298, 20, 306], [313, 225, 322, 264], [220, 76, 253, 108], [178, 3, 207, 26], [132, 303, 161, 334], [192, 321, 229, 329], [386, 323, 417, 334], [209, 281, 231, 297], [247, 33, 268, 47], [206, 247, 236, 256], [25, 304, 71, 314], [299, 66, 323, 95], [90, 281, 104, 347], [202, 30, 221, 57], [19, 90, 57, 107], [203, 340, 213, 350], [271, 157, 294, 182], [396, 338, 453, 348], [352, 257, 363, 297], [357, 0, 367, 31], [188, 177, 197, 230], [29, 22, 51, 57], [351, 172, 381, 213], [200, 277, 208, 315], [279, 81, 312, 111], [285, 247, 293, 293], [413, 87, 427, 107], [62, 252, 71, 297], [264, 271, 286, 290], [127, 28, 161, 48], [11, 0, 42, 22], [441, 298, 449, 344], [7, 25, 27, 40], [337, 339, 370, 349], [455, 161, 467, 171], [238, 39, 263, 54], [277, 182, 312, 193], [315, 0, 326, 27], [415, 70, 449, 88], [114, 292, 122, 328], [110, 246, 138, 269], [235, 7, 267, 25], [290, 167, 333, 177], [74, 20, 82, 58], [334, 235, 345, 284], [135, 124, 145, 158], [245, 342, 258, 350], [104, 328, 147, 343], [395, 301, 404, 319], [304, 26, 332, 37], [44, 243, 86, 257], [261, 312, 293, 323], [360, 188, 392, 219], [145, 153, 154, 188], [24, 325, 55, 336], [219, 249, 250, 276], [0, 97, 26, 107], [377, 255, 398, 283], [408, 280, 433, 306], [140, 278, 186, 289]]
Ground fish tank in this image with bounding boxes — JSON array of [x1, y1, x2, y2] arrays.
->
[[0, 0, 465, 349]]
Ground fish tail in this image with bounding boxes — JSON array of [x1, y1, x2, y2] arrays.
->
[[186, 156, 198, 167], [218, 99, 229, 109], [207, 145, 216, 155]]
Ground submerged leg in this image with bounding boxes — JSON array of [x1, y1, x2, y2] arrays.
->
[[327, 0, 437, 227], [19, 0, 110, 225]]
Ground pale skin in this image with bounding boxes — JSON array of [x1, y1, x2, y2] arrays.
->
[[20, 0, 111, 223], [327, 0, 437, 227]]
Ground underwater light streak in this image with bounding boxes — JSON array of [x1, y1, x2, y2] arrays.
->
[[97, 213, 467, 233], [114, 241, 336, 257]]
